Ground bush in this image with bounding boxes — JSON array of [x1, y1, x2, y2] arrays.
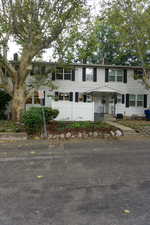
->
[[43, 108, 59, 122], [0, 90, 11, 120], [22, 107, 59, 134]]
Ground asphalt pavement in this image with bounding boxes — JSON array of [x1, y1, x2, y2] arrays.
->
[[0, 137, 150, 225]]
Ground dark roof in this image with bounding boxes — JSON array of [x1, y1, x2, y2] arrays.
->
[[33, 62, 143, 70], [10, 60, 143, 70]]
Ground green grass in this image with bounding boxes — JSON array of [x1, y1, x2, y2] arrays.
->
[[0, 120, 25, 132], [117, 119, 150, 129]]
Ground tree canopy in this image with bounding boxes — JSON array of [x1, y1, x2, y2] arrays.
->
[[100, 0, 150, 86], [0, 0, 89, 121]]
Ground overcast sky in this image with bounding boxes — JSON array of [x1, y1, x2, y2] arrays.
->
[[7, 0, 101, 60]]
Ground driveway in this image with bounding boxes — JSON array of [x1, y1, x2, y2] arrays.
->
[[0, 137, 150, 225]]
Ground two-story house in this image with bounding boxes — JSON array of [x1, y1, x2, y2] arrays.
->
[[26, 63, 150, 121]]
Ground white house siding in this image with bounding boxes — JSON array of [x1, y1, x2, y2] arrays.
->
[[26, 64, 150, 120]]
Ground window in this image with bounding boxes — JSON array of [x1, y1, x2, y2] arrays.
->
[[117, 94, 122, 103], [55, 67, 72, 80], [134, 69, 143, 80], [56, 67, 63, 80], [108, 69, 124, 82], [137, 95, 144, 107], [129, 94, 136, 106], [26, 91, 40, 104], [58, 92, 70, 101], [86, 68, 93, 81]]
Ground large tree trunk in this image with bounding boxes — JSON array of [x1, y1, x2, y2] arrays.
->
[[11, 87, 26, 121]]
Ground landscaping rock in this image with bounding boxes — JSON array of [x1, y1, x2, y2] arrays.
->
[[66, 132, 72, 138], [110, 131, 115, 136], [78, 132, 82, 138], [115, 130, 123, 136], [89, 132, 93, 136], [93, 131, 98, 137], [60, 134, 65, 139]]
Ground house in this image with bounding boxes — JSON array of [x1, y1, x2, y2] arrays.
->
[[26, 63, 150, 121]]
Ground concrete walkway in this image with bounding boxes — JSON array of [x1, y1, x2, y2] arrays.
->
[[106, 120, 138, 136]]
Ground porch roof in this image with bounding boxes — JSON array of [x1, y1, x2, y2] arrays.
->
[[86, 86, 123, 94]]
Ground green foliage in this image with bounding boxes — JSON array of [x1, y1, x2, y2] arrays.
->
[[0, 90, 11, 120], [101, 0, 150, 67], [52, 121, 110, 132], [22, 107, 59, 134], [0, 120, 24, 132], [43, 107, 59, 122], [22, 108, 43, 134]]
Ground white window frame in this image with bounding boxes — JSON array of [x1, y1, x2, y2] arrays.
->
[[137, 95, 144, 107], [58, 92, 70, 101], [108, 69, 124, 82], [55, 67, 72, 80], [129, 94, 136, 107], [86, 68, 93, 81]]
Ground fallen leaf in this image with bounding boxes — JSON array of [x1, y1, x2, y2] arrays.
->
[[123, 209, 130, 214], [36, 175, 44, 179], [30, 151, 36, 154]]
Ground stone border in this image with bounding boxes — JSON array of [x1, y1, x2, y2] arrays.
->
[[48, 129, 123, 147]]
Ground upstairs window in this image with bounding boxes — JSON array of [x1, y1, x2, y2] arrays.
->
[[108, 69, 124, 82], [86, 68, 93, 81], [134, 69, 143, 80], [55, 67, 72, 80]]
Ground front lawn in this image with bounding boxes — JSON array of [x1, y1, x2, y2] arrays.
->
[[117, 119, 150, 130]]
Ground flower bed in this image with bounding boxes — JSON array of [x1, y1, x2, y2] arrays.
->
[[48, 121, 123, 145]]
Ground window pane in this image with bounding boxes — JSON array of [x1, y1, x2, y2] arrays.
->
[[64, 73, 71, 80], [129, 94, 136, 106], [137, 101, 143, 107], [129, 101, 136, 106], [109, 70, 115, 76], [117, 76, 123, 82], [129, 95, 136, 101], [58, 92, 70, 101], [56, 67, 63, 73], [137, 95, 144, 107], [116, 70, 123, 82], [56, 67, 63, 79], [86, 68, 93, 81], [137, 95, 144, 101], [116, 70, 124, 76], [108, 70, 115, 82], [56, 74, 63, 79], [109, 76, 115, 82], [86, 68, 93, 75]]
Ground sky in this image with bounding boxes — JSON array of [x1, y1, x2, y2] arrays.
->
[[7, 0, 101, 61]]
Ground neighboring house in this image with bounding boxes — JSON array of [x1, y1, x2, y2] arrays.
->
[[26, 63, 150, 121]]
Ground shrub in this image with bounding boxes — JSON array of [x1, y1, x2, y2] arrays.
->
[[22, 108, 43, 134], [0, 90, 11, 120], [43, 108, 59, 122], [22, 107, 59, 134]]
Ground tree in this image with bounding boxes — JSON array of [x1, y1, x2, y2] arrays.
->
[[88, 19, 142, 65], [101, 0, 150, 87], [0, 0, 88, 121]]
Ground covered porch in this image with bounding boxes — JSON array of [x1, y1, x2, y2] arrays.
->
[[86, 86, 124, 121]]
